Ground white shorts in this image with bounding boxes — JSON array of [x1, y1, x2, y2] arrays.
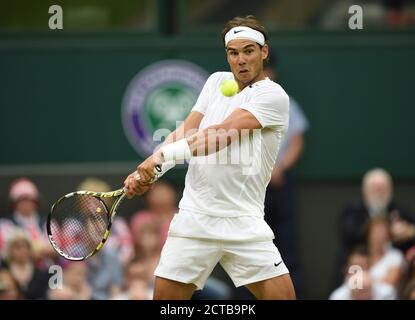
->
[[168, 209, 275, 242], [154, 236, 289, 290]]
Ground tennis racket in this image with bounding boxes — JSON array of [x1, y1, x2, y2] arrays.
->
[[47, 161, 174, 261]]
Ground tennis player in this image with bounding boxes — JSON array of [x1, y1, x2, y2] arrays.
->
[[125, 15, 296, 300]]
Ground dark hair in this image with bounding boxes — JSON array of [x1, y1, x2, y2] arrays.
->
[[221, 15, 268, 47], [343, 244, 369, 276]]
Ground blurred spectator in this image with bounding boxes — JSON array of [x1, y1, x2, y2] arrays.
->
[[401, 279, 415, 300], [86, 250, 123, 300], [78, 177, 134, 266], [131, 181, 177, 244], [330, 247, 396, 300], [334, 168, 415, 288], [0, 218, 15, 258], [367, 218, 404, 287], [345, 245, 370, 272], [399, 250, 415, 298], [114, 279, 149, 300], [321, 0, 415, 29], [1, 178, 53, 262], [77, 178, 127, 299], [384, 0, 414, 27], [112, 258, 152, 300], [48, 261, 91, 300], [130, 215, 163, 286], [147, 182, 178, 242], [350, 271, 395, 300], [263, 51, 308, 298], [129, 182, 179, 290], [3, 229, 49, 299], [0, 267, 23, 300]]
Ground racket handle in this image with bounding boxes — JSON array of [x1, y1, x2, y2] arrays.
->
[[124, 161, 176, 194], [132, 161, 175, 182]]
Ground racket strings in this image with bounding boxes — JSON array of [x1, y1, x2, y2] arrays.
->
[[49, 195, 109, 259]]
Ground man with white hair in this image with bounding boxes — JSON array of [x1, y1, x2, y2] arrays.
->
[[333, 168, 415, 288], [362, 168, 394, 217]]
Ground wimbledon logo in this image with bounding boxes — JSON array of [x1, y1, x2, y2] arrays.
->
[[122, 60, 208, 158]]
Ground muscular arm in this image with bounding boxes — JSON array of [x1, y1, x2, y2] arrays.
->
[[186, 108, 261, 156]]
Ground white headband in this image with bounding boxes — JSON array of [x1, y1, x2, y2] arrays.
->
[[224, 26, 265, 47]]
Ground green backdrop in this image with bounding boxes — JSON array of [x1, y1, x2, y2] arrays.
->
[[1, 31, 414, 179]]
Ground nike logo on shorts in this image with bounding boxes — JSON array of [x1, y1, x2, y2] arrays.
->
[[274, 261, 283, 267]]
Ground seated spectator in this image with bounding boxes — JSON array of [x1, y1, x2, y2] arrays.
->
[[405, 248, 415, 280], [399, 249, 415, 298], [3, 178, 54, 263], [330, 247, 396, 300], [130, 216, 163, 287], [350, 271, 395, 300], [334, 168, 415, 287], [3, 229, 49, 299], [77, 178, 134, 266], [85, 249, 123, 300], [0, 219, 15, 259], [0, 267, 23, 300], [73, 178, 127, 299], [368, 217, 404, 287], [112, 258, 152, 300], [401, 279, 415, 300], [121, 279, 149, 300], [130, 182, 177, 245], [48, 261, 91, 300]]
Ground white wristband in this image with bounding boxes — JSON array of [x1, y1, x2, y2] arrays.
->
[[160, 139, 192, 162]]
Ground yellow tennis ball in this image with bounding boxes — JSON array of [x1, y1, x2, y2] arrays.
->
[[220, 79, 238, 97]]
